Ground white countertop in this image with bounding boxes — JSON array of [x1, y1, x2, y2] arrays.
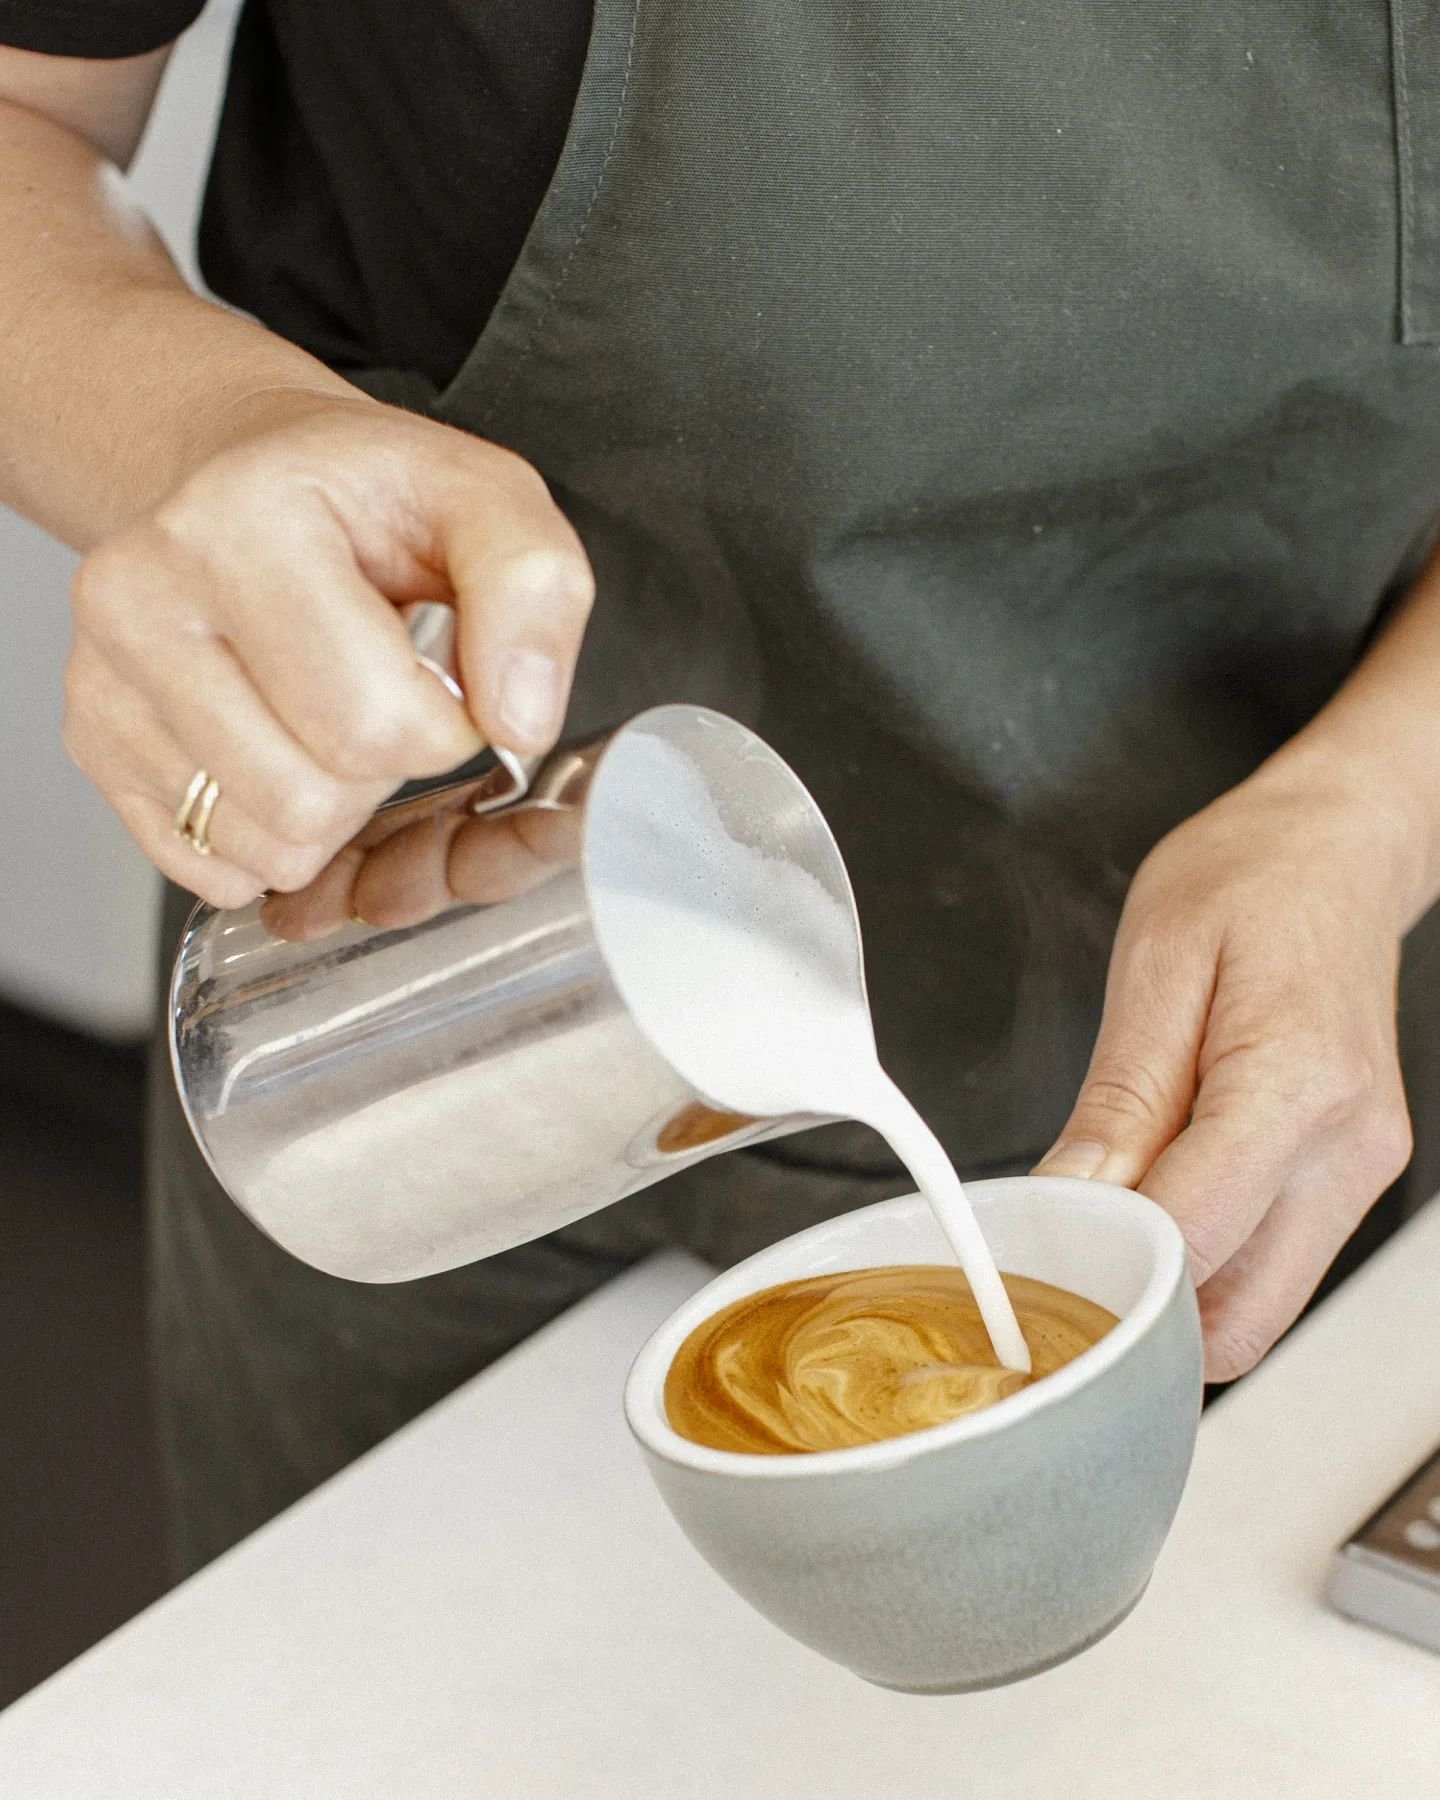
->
[[4, 1202, 1440, 1798]]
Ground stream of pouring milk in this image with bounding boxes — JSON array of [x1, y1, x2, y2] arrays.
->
[[587, 729, 1031, 1374]]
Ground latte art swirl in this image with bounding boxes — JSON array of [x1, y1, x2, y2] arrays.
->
[[665, 1266, 1118, 1455]]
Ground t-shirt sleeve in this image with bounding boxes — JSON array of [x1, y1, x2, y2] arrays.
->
[[0, 0, 206, 59]]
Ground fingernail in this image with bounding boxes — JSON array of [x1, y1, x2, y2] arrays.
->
[[1034, 1139, 1109, 1179], [496, 649, 564, 750]]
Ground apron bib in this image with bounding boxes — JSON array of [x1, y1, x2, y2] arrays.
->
[[420, 0, 1440, 1174]]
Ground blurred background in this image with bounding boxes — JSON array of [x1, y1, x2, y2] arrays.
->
[[0, 2, 240, 1708]]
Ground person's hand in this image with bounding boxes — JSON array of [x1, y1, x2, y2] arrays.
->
[[1036, 770, 1416, 1382], [257, 799, 583, 941], [61, 389, 594, 909]]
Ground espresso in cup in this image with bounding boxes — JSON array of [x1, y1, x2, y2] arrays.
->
[[665, 1266, 1117, 1454]]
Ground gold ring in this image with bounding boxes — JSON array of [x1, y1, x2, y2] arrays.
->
[[174, 769, 221, 857]]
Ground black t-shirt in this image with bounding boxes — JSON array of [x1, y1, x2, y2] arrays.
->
[[0, 1, 591, 388]]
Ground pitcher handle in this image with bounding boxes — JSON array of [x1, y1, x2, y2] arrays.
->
[[400, 600, 543, 815]]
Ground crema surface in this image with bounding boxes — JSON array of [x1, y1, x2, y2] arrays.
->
[[665, 1266, 1117, 1454]]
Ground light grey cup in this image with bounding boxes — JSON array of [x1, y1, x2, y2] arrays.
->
[[625, 1176, 1203, 1694]]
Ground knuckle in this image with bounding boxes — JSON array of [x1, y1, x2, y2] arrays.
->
[[508, 546, 596, 621], [203, 869, 266, 911], [1185, 1246, 1221, 1291], [112, 790, 260, 910], [69, 544, 129, 632], [558, 552, 596, 617], [60, 647, 97, 726], [59, 713, 92, 776], [320, 714, 409, 781], [1120, 915, 1199, 981], [263, 842, 332, 894], [60, 691, 111, 786], [60, 647, 86, 711], [1360, 1104, 1414, 1189], [477, 441, 552, 502], [1204, 1312, 1274, 1383], [1078, 1069, 1168, 1130], [1294, 1054, 1379, 1128], [271, 780, 348, 847], [1180, 1223, 1231, 1291]]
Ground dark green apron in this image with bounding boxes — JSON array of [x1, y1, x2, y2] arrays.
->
[[151, 0, 1440, 1572]]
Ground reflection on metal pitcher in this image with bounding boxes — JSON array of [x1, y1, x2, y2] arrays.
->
[[170, 704, 848, 1283]]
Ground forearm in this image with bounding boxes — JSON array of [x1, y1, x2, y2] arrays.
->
[[1242, 552, 1440, 933], [0, 95, 361, 549]]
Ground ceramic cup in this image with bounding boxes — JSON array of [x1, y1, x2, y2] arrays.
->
[[625, 1176, 1203, 1693]]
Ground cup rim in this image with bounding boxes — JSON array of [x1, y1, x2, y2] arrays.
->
[[623, 1176, 1189, 1479]]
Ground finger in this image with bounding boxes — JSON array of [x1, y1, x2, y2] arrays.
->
[[1192, 1111, 1412, 1381], [89, 514, 482, 784], [345, 800, 583, 923], [1136, 1092, 1302, 1286], [110, 788, 267, 911], [221, 523, 484, 778], [345, 805, 575, 928], [352, 812, 468, 929], [257, 794, 464, 941], [258, 796, 483, 940], [1141, 1010, 1413, 1287], [1191, 1181, 1337, 1381], [64, 648, 372, 891], [1034, 919, 1215, 1187], [446, 807, 578, 905], [261, 846, 367, 941], [81, 614, 389, 850], [440, 455, 595, 754], [264, 799, 586, 940]]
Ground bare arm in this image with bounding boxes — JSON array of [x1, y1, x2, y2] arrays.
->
[[0, 43, 593, 908], [0, 44, 361, 546]]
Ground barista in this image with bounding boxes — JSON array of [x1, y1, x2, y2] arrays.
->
[[2, 5, 1437, 1570]]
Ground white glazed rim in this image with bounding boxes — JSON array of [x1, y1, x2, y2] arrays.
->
[[624, 1177, 1189, 1479]]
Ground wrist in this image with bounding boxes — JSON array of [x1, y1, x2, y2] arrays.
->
[[1246, 730, 1440, 934], [171, 373, 374, 484]]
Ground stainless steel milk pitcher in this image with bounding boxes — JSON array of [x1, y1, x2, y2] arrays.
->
[[170, 647, 861, 1281]]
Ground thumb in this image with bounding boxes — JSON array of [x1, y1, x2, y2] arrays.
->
[[440, 444, 595, 755], [1033, 928, 1213, 1189]]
